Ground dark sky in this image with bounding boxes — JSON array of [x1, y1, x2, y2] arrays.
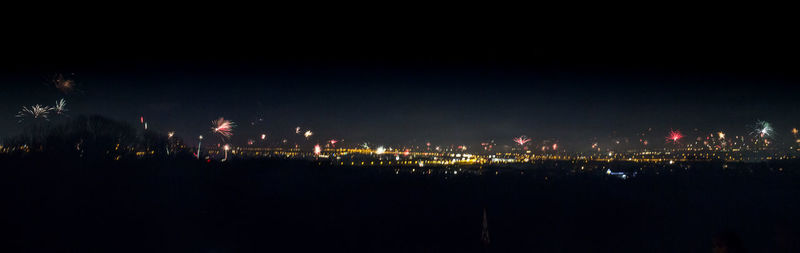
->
[[3, 22, 799, 150]]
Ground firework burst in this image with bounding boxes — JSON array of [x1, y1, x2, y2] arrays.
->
[[16, 104, 52, 122], [314, 144, 321, 155], [513, 135, 531, 146], [52, 73, 75, 94], [666, 129, 684, 143], [211, 117, 236, 140], [304, 130, 313, 139], [752, 120, 774, 138], [53, 99, 68, 115]]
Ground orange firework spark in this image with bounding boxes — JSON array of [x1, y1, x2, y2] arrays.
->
[[53, 73, 75, 94]]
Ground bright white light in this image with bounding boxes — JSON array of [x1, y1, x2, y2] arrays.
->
[[376, 146, 385, 155]]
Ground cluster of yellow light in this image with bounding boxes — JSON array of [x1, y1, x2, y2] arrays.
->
[[134, 151, 155, 156]]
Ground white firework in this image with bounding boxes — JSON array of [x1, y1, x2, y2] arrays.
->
[[752, 120, 774, 138], [53, 99, 68, 115], [16, 104, 52, 122]]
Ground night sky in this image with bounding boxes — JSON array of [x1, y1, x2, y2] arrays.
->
[[3, 24, 799, 150]]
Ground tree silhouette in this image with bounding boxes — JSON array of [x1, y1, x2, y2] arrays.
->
[[3, 115, 170, 160]]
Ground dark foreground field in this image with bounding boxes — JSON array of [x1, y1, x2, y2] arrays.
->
[[3, 157, 800, 252]]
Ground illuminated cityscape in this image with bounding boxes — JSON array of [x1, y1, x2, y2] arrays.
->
[[3, 20, 800, 252]]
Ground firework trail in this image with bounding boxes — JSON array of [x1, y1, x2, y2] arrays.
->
[[666, 129, 684, 143], [211, 117, 236, 140], [196, 135, 204, 159], [165, 131, 175, 155], [16, 104, 52, 123], [513, 135, 531, 146], [329, 139, 338, 147], [295, 127, 302, 134]]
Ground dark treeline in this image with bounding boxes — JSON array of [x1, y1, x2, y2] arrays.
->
[[3, 115, 190, 159]]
